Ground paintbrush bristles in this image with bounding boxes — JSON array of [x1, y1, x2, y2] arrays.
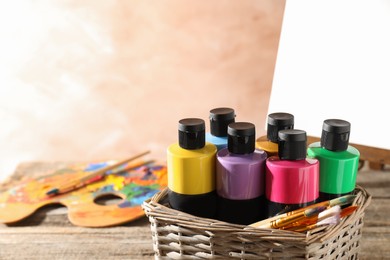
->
[[318, 214, 340, 225], [319, 205, 341, 219], [329, 195, 356, 207], [340, 205, 358, 218]]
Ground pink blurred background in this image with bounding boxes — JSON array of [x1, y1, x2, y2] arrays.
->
[[0, 1, 285, 181]]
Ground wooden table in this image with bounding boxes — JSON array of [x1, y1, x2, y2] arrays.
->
[[0, 162, 389, 259]]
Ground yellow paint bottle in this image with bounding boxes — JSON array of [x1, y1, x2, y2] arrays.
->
[[167, 118, 217, 218]]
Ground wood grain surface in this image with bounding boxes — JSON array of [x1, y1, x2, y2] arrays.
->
[[1, 162, 389, 259]]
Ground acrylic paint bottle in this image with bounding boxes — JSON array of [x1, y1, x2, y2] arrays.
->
[[206, 107, 236, 151], [307, 119, 360, 201], [265, 129, 319, 217], [167, 118, 217, 218], [216, 122, 267, 224], [256, 112, 294, 157]]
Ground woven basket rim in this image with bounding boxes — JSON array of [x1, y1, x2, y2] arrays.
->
[[142, 185, 372, 244]]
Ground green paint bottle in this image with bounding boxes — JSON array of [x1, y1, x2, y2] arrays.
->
[[307, 119, 360, 201]]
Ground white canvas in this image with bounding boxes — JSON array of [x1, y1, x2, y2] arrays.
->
[[268, 0, 390, 149]]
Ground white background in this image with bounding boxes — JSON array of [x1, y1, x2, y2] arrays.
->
[[268, 0, 390, 149]]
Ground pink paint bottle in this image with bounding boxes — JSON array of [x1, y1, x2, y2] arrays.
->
[[265, 129, 319, 217]]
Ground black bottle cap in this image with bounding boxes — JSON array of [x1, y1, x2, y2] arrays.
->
[[320, 119, 350, 151], [209, 107, 236, 137], [227, 122, 256, 154], [178, 118, 205, 149], [267, 112, 294, 143], [278, 129, 307, 160]]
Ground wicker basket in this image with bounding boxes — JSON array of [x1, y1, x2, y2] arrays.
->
[[142, 185, 371, 259]]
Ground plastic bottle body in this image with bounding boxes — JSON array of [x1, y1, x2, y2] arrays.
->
[[206, 133, 228, 151], [167, 142, 217, 218], [265, 156, 319, 217], [255, 135, 278, 157], [217, 148, 267, 199], [216, 145, 267, 224], [307, 141, 360, 200]]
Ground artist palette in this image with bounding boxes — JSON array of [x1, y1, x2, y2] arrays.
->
[[0, 160, 167, 227]]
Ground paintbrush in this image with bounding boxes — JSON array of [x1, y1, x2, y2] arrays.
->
[[283, 205, 341, 230], [46, 150, 150, 196], [249, 194, 356, 228], [294, 212, 341, 232], [262, 206, 327, 229], [340, 205, 358, 218], [290, 205, 358, 232]]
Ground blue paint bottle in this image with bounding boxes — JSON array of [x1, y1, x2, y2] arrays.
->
[[206, 107, 236, 151]]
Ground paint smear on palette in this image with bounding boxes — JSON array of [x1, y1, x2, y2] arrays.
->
[[0, 160, 167, 227]]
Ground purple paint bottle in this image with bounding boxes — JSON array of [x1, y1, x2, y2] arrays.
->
[[216, 122, 267, 224]]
